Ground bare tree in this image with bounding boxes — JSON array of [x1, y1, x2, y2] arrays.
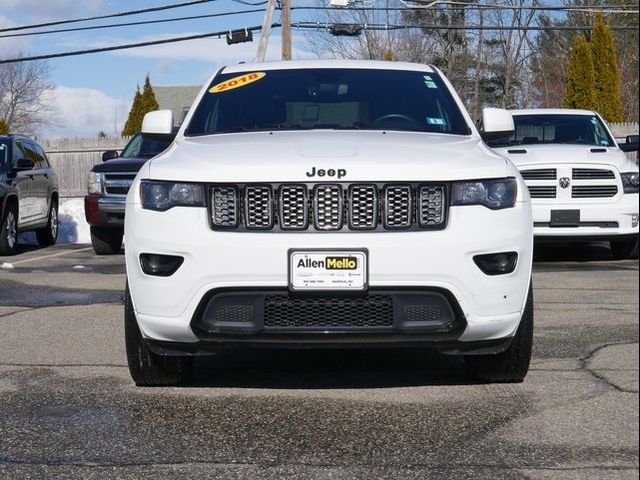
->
[[0, 54, 55, 135]]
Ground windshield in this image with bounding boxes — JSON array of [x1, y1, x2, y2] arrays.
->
[[487, 114, 615, 148], [0, 140, 8, 169], [121, 133, 171, 158], [186, 68, 471, 136]]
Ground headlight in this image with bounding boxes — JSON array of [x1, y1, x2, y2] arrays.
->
[[140, 180, 205, 211], [87, 172, 102, 194], [621, 172, 639, 194], [451, 178, 517, 209]]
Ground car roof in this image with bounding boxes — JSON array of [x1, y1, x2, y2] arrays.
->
[[221, 59, 436, 75], [508, 108, 597, 116]]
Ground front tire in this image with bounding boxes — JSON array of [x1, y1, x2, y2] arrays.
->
[[465, 283, 534, 383], [125, 284, 193, 386], [610, 236, 639, 260], [90, 226, 123, 255], [36, 200, 59, 246], [0, 203, 18, 256]]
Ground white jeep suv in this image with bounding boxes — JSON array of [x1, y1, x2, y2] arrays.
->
[[124, 60, 534, 386], [488, 109, 639, 259]]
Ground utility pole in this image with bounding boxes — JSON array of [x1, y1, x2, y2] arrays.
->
[[281, 0, 292, 60], [255, 0, 278, 62]]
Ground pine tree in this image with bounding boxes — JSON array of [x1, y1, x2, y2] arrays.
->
[[590, 13, 624, 122], [563, 34, 597, 111], [141, 74, 159, 113], [0, 119, 9, 135], [122, 85, 143, 136]]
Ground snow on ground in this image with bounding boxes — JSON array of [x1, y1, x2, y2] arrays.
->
[[18, 197, 91, 245]]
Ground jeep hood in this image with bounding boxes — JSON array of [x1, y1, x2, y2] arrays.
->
[[492, 144, 634, 171], [148, 130, 508, 182]]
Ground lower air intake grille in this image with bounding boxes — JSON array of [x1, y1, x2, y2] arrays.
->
[[263, 294, 394, 329]]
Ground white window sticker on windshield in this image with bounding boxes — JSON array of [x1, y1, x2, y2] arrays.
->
[[427, 117, 447, 126], [423, 75, 437, 89]]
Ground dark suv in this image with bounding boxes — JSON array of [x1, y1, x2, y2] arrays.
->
[[0, 135, 59, 255], [85, 132, 173, 255]]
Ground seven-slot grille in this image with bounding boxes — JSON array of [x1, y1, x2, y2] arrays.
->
[[103, 173, 137, 196], [209, 183, 447, 232]]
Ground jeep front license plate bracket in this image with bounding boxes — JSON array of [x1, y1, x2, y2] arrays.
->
[[288, 249, 368, 291]]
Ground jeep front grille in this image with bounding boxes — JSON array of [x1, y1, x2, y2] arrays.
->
[[208, 183, 448, 232], [314, 184, 344, 230], [211, 186, 239, 228]]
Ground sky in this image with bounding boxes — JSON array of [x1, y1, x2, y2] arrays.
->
[[0, 0, 315, 138]]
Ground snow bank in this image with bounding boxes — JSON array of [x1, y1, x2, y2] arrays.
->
[[18, 197, 91, 245]]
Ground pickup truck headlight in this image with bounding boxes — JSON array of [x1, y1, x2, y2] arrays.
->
[[451, 178, 517, 210], [87, 172, 102, 195], [621, 172, 639, 194], [140, 180, 205, 211]]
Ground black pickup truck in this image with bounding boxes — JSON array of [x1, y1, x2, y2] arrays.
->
[[84, 132, 173, 254]]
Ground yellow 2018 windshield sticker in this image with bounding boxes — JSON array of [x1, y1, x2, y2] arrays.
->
[[209, 72, 266, 93]]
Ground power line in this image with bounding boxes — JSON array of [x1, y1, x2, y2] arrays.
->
[[0, 0, 220, 34], [0, 25, 276, 64], [0, 9, 266, 39], [295, 5, 639, 14], [293, 21, 639, 31], [397, 0, 639, 11]]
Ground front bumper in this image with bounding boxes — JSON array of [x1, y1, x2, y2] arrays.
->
[[531, 194, 639, 239], [125, 199, 534, 347], [84, 195, 126, 227]]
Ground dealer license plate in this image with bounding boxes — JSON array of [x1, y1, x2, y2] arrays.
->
[[288, 250, 368, 291]]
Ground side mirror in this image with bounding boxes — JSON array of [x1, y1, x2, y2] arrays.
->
[[480, 108, 515, 142], [102, 150, 119, 162], [14, 158, 35, 171], [619, 134, 640, 153], [141, 110, 174, 142]]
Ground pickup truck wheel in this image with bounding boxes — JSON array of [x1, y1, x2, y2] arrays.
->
[[465, 283, 533, 383], [36, 200, 59, 246], [610, 236, 639, 260], [0, 204, 19, 256], [124, 284, 193, 386], [91, 226, 123, 255]]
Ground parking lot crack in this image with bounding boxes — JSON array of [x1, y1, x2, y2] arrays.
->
[[580, 341, 639, 394]]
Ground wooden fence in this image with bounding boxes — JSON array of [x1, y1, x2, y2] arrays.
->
[[43, 122, 639, 197], [42, 137, 130, 197]]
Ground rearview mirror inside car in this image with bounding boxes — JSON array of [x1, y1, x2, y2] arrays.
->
[[102, 150, 119, 162], [480, 108, 515, 142], [619, 134, 640, 153]]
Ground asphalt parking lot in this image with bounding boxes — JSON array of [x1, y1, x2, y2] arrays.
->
[[0, 243, 638, 479]]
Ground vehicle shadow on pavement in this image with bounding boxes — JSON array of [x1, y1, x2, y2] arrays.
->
[[534, 241, 626, 264], [186, 348, 476, 389]]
